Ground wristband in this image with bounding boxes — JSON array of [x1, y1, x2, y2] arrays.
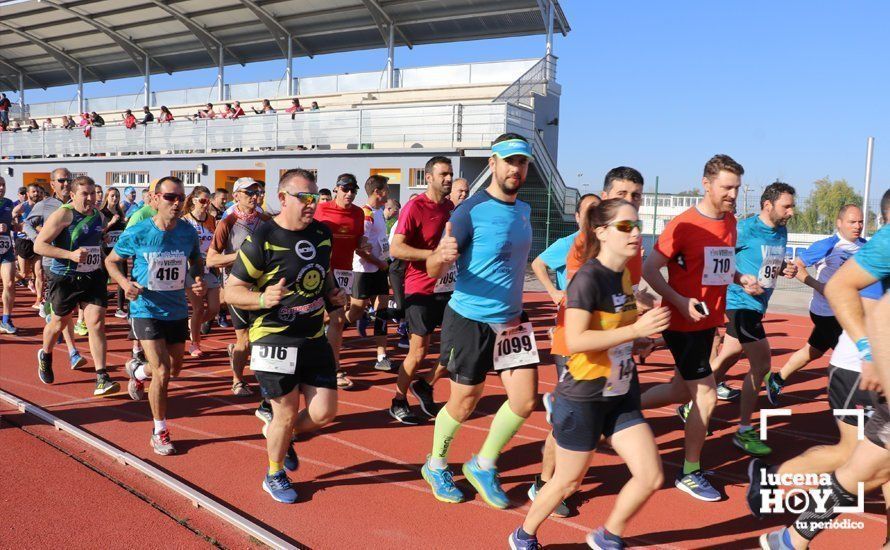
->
[[259, 292, 266, 309], [855, 337, 873, 362]]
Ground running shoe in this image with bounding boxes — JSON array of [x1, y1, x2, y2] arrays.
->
[[37, 349, 54, 384], [528, 475, 570, 517], [763, 372, 784, 406], [716, 381, 741, 401], [508, 528, 542, 550], [675, 470, 720, 502], [336, 370, 354, 390], [284, 444, 300, 472], [734, 428, 772, 456], [37, 302, 47, 318], [0, 319, 17, 334], [421, 456, 464, 503], [217, 312, 230, 328], [410, 379, 440, 417], [543, 392, 555, 425], [70, 351, 87, 370], [232, 380, 253, 397], [746, 457, 775, 519], [27, 278, 36, 294], [125, 359, 145, 401], [356, 312, 370, 337], [114, 309, 128, 319], [758, 528, 795, 550], [151, 429, 176, 456], [132, 349, 146, 364], [200, 321, 211, 335], [94, 374, 120, 396], [389, 398, 421, 425], [397, 334, 410, 349], [463, 455, 509, 509], [677, 402, 691, 423], [586, 526, 626, 549], [263, 469, 298, 504], [256, 400, 273, 437], [374, 356, 394, 372], [189, 343, 204, 358], [74, 320, 88, 336]]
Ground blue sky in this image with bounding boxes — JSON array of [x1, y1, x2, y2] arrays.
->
[[16, 1, 889, 199]]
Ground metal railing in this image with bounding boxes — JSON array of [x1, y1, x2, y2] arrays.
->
[[494, 55, 557, 107], [0, 103, 512, 158]]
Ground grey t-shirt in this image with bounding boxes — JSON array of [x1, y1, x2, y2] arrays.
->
[[24, 196, 63, 267]]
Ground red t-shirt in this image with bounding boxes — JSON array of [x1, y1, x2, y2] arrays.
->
[[395, 193, 454, 295], [313, 200, 364, 270], [654, 206, 737, 332]]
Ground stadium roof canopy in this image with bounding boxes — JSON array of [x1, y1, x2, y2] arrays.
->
[[0, 0, 570, 91]]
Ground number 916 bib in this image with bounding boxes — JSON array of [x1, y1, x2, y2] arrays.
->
[[147, 253, 186, 291]]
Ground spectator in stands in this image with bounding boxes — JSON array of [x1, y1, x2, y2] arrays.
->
[[0, 122, 6, 132], [319, 188, 332, 203], [286, 98, 303, 119], [138, 106, 154, 125], [158, 105, 174, 123], [60, 115, 71, 130], [123, 109, 137, 129], [78, 113, 91, 127], [0, 93, 10, 125], [231, 101, 245, 119], [26, 119, 38, 132], [42, 118, 55, 130], [10, 121, 21, 132], [251, 99, 275, 115], [189, 103, 217, 121], [90, 112, 105, 127], [310, 101, 320, 111], [219, 103, 233, 118]]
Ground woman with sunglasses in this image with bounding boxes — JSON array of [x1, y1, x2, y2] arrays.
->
[[100, 187, 129, 319], [509, 199, 671, 550], [182, 186, 221, 357]]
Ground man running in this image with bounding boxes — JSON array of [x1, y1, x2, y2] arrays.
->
[[763, 204, 866, 403], [640, 154, 761, 501], [682, 182, 797, 458], [207, 177, 270, 396], [13, 184, 44, 310], [449, 177, 469, 207], [421, 134, 536, 508], [224, 168, 346, 503], [107, 176, 205, 455], [0, 176, 16, 334], [388, 156, 455, 424], [313, 173, 365, 389], [34, 176, 118, 396]]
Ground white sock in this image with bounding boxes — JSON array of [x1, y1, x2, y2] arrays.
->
[[134, 364, 149, 381], [132, 342, 140, 353], [739, 424, 753, 433], [428, 456, 448, 470], [153, 419, 167, 434], [377, 353, 387, 362], [475, 455, 496, 471]]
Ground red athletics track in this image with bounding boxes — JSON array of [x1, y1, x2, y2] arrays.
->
[[0, 287, 885, 549]]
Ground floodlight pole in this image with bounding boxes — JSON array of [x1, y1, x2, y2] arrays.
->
[[545, 0, 554, 56], [386, 23, 395, 88], [217, 47, 225, 102], [863, 136, 874, 237], [76, 64, 84, 114], [286, 37, 294, 96], [144, 56, 151, 107]]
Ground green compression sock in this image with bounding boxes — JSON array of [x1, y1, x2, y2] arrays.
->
[[430, 407, 462, 467], [478, 401, 527, 465]]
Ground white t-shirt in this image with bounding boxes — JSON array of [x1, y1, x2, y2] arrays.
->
[[353, 205, 388, 273], [830, 330, 861, 373]]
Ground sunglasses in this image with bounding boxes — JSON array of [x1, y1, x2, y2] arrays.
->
[[196, 197, 209, 204], [56, 178, 71, 183], [161, 192, 186, 203], [281, 190, 320, 205], [239, 189, 262, 197], [337, 185, 358, 193], [607, 220, 643, 233]]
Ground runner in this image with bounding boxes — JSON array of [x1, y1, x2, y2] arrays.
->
[[312, 173, 365, 390], [763, 204, 866, 404], [449, 177, 469, 207], [639, 154, 760, 501], [384, 198, 400, 234], [388, 156, 455, 424], [106, 176, 205, 455], [99, 187, 128, 319], [349, 175, 393, 372], [509, 199, 670, 549], [33, 176, 118, 396], [0, 176, 16, 334], [123, 179, 161, 366], [680, 182, 797, 458], [181, 186, 221, 357], [207, 177, 270, 396], [224, 168, 347, 504], [421, 134, 537, 508], [12, 183, 42, 309]]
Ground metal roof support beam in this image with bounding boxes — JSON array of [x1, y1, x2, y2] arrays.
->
[[286, 39, 294, 96], [144, 56, 151, 107], [361, 0, 413, 49], [386, 23, 395, 89], [77, 65, 84, 114], [236, 0, 313, 59], [0, 55, 42, 90], [0, 21, 100, 83], [217, 48, 225, 102], [145, 0, 243, 66], [18, 73, 24, 113]]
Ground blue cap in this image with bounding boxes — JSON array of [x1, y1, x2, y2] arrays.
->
[[124, 186, 135, 195], [492, 138, 533, 160]]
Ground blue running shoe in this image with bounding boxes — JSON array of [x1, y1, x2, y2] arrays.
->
[[0, 319, 16, 334], [675, 470, 720, 502], [263, 469, 298, 504], [463, 455, 509, 509], [586, 526, 626, 549], [543, 392, 555, 425], [759, 528, 795, 550], [70, 351, 87, 370], [764, 372, 784, 406], [421, 456, 464, 503], [508, 527, 542, 550], [284, 445, 299, 472], [37, 349, 54, 384]]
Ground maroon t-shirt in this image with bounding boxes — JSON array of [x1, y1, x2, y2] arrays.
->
[[394, 193, 454, 295]]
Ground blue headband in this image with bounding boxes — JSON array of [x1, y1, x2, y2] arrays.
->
[[491, 139, 533, 159]]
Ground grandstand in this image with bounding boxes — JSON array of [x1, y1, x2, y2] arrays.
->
[[0, 0, 575, 255]]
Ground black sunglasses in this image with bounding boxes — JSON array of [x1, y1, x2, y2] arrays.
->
[[239, 189, 262, 197], [337, 185, 359, 193], [56, 178, 71, 183], [161, 192, 186, 203]]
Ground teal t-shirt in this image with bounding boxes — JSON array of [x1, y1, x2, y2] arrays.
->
[[854, 225, 890, 294], [726, 215, 788, 314]]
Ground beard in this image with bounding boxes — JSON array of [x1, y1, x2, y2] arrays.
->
[[497, 178, 522, 196]]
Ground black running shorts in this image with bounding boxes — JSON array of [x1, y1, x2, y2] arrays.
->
[[252, 338, 338, 399], [552, 383, 645, 452], [725, 309, 766, 344], [807, 312, 842, 353], [47, 270, 108, 317], [663, 328, 716, 381]]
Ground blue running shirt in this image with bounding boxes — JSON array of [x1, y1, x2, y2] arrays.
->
[[853, 225, 890, 294], [536, 230, 578, 290], [726, 215, 788, 314], [448, 191, 532, 323], [114, 218, 201, 320]]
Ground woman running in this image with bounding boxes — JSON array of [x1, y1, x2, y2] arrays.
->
[[100, 187, 129, 318], [182, 186, 221, 357], [509, 199, 671, 550]]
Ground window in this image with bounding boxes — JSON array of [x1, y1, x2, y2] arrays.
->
[[171, 170, 199, 186], [408, 168, 426, 188], [106, 171, 149, 186]]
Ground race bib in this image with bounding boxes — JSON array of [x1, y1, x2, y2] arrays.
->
[[491, 321, 540, 371], [147, 253, 186, 291], [0, 235, 10, 255], [757, 246, 786, 289], [76, 246, 102, 273], [334, 269, 354, 296], [106, 230, 123, 247], [250, 344, 298, 374], [379, 236, 390, 257], [702, 246, 735, 286], [604, 342, 634, 397], [434, 264, 458, 293]]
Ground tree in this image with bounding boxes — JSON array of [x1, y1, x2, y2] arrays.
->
[[787, 177, 874, 234], [676, 188, 701, 196]]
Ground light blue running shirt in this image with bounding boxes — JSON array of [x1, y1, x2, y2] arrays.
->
[[448, 190, 533, 323], [537, 230, 578, 290], [853, 225, 890, 294], [114, 218, 201, 320], [726, 215, 788, 314]]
